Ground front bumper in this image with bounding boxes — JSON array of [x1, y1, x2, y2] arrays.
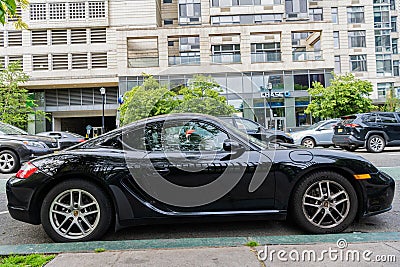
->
[[332, 135, 365, 147], [361, 171, 395, 217]]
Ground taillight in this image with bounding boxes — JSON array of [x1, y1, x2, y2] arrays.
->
[[345, 123, 360, 128], [16, 162, 38, 179], [78, 139, 85, 143]]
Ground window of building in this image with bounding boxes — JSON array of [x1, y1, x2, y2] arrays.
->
[[212, 0, 282, 7], [89, 1, 106, 18], [374, 5, 390, 28], [7, 31, 22, 46], [309, 8, 323, 21], [390, 0, 396, 10], [164, 0, 173, 3], [0, 56, 4, 68], [349, 55, 367, 71], [391, 16, 397, 32], [393, 60, 399, 76], [347, 7, 364, 24], [90, 28, 106, 43], [31, 30, 48, 46], [392, 38, 398, 54], [8, 6, 21, 22], [69, 2, 86, 19], [211, 14, 282, 25], [0, 31, 4, 47], [8, 55, 23, 67], [333, 31, 340, 48], [72, 53, 88, 69], [331, 7, 338, 24], [51, 30, 68, 45], [285, 0, 308, 19], [211, 44, 241, 63], [52, 54, 69, 70], [49, 3, 66, 20], [334, 55, 341, 73], [30, 3, 46, 20], [32, 55, 49, 70], [377, 82, 393, 98], [91, 52, 107, 69], [348, 31, 366, 48], [376, 54, 392, 76], [179, 0, 201, 25], [375, 29, 391, 52], [164, 19, 174, 25], [71, 29, 87, 44], [251, 42, 281, 62]]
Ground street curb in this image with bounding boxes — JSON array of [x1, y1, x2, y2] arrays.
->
[[0, 232, 400, 256]]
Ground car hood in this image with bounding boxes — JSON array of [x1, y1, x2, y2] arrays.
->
[[0, 134, 57, 143]]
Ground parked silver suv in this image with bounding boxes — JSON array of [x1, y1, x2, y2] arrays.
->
[[291, 119, 339, 148]]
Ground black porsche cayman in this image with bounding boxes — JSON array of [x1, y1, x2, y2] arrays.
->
[[6, 114, 395, 242]]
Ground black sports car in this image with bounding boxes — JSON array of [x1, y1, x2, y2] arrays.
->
[[6, 114, 395, 242], [37, 131, 86, 149]]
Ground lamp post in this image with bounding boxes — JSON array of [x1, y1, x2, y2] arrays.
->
[[267, 83, 273, 129], [100, 87, 106, 134]]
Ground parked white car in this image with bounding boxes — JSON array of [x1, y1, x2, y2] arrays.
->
[[291, 119, 339, 148]]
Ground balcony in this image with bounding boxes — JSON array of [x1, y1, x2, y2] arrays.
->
[[251, 52, 281, 63], [168, 55, 200, 66], [211, 53, 241, 64], [292, 50, 323, 61], [128, 57, 159, 68]]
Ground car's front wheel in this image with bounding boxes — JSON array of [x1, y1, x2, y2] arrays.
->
[[291, 171, 358, 234], [366, 135, 385, 153], [301, 138, 316, 148], [0, 150, 20, 173], [41, 179, 112, 242]]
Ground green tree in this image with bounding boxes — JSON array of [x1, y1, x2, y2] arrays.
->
[[380, 87, 400, 112], [119, 75, 179, 125], [0, 0, 29, 28], [173, 75, 236, 116], [0, 62, 46, 129], [305, 73, 376, 118]]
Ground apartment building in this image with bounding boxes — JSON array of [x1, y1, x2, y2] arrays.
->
[[0, 0, 399, 134]]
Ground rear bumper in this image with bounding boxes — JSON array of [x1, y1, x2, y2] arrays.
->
[[332, 135, 365, 147]]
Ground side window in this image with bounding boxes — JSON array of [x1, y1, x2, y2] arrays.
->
[[378, 114, 398, 123], [161, 120, 229, 152], [236, 118, 259, 132], [319, 122, 335, 130], [120, 127, 148, 151], [363, 114, 377, 123]]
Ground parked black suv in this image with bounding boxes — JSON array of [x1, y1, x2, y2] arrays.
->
[[219, 117, 294, 143], [332, 112, 400, 153], [0, 122, 58, 173]]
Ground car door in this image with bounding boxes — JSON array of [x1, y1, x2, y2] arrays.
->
[[314, 121, 336, 145], [378, 113, 400, 144], [125, 118, 275, 213]]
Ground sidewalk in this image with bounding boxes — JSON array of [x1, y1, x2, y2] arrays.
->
[[47, 241, 400, 267]]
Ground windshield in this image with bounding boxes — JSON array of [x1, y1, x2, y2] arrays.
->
[[306, 120, 328, 130], [0, 122, 28, 135]]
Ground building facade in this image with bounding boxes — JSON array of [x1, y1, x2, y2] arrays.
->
[[0, 0, 399, 134]]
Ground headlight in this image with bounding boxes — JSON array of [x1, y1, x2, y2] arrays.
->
[[22, 141, 48, 149]]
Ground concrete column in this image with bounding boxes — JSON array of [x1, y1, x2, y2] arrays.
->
[[53, 117, 62, 131], [158, 34, 169, 69], [281, 31, 292, 63], [240, 29, 251, 66], [200, 31, 210, 65]]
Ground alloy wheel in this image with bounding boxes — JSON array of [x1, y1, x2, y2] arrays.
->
[[302, 180, 350, 229], [0, 152, 16, 173], [49, 189, 101, 240], [368, 136, 384, 152], [302, 138, 315, 148]]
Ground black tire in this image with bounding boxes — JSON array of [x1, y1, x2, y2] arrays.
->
[[343, 146, 358, 152], [270, 138, 285, 143], [41, 179, 112, 242], [290, 171, 358, 234], [0, 150, 20, 174], [366, 135, 385, 153], [322, 145, 330, 148], [301, 137, 316, 148]]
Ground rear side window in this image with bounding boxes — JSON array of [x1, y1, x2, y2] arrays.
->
[[362, 114, 377, 123], [235, 118, 259, 132], [378, 113, 398, 123], [340, 116, 357, 125]]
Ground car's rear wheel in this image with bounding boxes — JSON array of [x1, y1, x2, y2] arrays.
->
[[301, 138, 316, 148], [366, 135, 385, 153], [0, 150, 20, 173], [291, 171, 358, 234], [41, 179, 112, 242]]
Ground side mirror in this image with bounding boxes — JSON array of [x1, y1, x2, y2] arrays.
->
[[223, 139, 244, 153]]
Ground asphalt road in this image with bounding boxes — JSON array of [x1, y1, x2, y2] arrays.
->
[[0, 148, 399, 245]]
